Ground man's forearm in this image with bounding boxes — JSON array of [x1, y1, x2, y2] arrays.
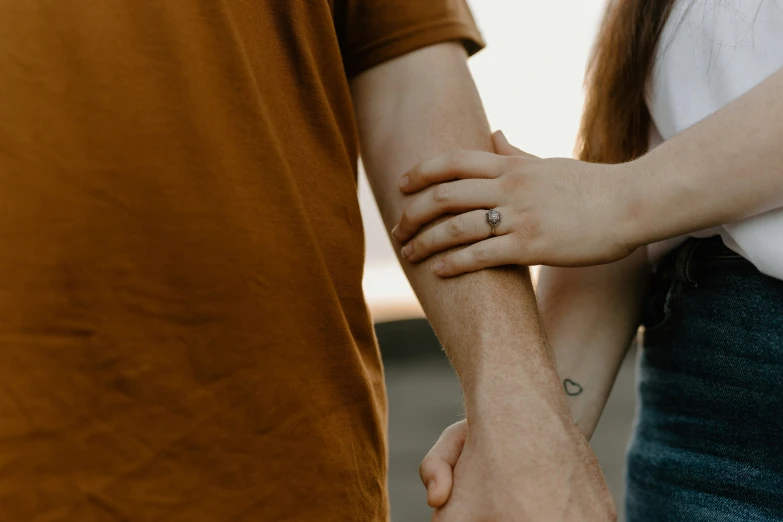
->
[[351, 44, 568, 421]]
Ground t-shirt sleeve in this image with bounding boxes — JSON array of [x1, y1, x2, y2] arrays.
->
[[336, 0, 485, 78]]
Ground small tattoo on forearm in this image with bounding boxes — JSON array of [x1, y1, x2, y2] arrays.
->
[[563, 379, 583, 396]]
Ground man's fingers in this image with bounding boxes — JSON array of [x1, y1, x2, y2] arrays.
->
[[432, 234, 522, 277], [420, 421, 468, 508], [400, 150, 506, 194], [492, 130, 538, 159]]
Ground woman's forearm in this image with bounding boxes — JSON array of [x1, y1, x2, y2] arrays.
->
[[538, 248, 649, 439], [631, 68, 783, 245]]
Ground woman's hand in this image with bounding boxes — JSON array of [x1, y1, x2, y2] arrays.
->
[[391, 131, 641, 276]]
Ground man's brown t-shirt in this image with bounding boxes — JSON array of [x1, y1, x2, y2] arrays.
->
[[0, 1, 482, 520]]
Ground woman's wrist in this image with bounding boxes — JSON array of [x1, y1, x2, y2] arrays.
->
[[625, 134, 752, 245], [616, 151, 684, 248]]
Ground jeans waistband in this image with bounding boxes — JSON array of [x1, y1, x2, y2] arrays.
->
[[656, 236, 747, 288]]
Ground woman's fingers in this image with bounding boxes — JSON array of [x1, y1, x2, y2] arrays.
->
[[419, 421, 467, 508], [402, 209, 510, 262], [399, 150, 506, 194], [432, 234, 522, 277], [392, 179, 497, 242]]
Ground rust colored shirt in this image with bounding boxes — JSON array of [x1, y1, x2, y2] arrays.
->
[[0, 1, 482, 520]]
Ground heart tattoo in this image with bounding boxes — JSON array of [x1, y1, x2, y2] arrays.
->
[[563, 379, 583, 396]]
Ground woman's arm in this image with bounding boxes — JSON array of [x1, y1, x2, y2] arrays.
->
[[391, 68, 783, 274], [538, 249, 648, 439], [631, 67, 783, 246]]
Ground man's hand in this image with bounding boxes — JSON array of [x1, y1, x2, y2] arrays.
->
[[421, 420, 617, 521]]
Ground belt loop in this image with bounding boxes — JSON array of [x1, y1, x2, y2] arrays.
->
[[675, 238, 701, 287]]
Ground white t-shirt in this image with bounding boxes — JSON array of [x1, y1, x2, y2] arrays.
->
[[646, 0, 783, 280]]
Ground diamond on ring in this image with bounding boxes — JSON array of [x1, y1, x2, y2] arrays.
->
[[486, 209, 502, 227]]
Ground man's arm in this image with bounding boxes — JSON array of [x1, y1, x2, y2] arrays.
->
[[351, 42, 560, 427], [351, 43, 615, 520]]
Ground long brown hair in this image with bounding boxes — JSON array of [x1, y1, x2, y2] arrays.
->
[[577, 0, 677, 164]]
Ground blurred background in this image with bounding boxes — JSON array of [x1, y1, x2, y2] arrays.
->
[[358, 1, 640, 520]]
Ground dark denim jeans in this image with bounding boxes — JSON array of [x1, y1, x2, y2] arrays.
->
[[627, 237, 783, 521]]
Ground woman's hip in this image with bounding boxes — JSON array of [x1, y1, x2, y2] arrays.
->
[[627, 237, 783, 521]]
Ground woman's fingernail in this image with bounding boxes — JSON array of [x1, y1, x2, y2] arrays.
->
[[401, 244, 412, 258], [399, 175, 410, 188], [391, 224, 400, 238], [432, 261, 445, 274]]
